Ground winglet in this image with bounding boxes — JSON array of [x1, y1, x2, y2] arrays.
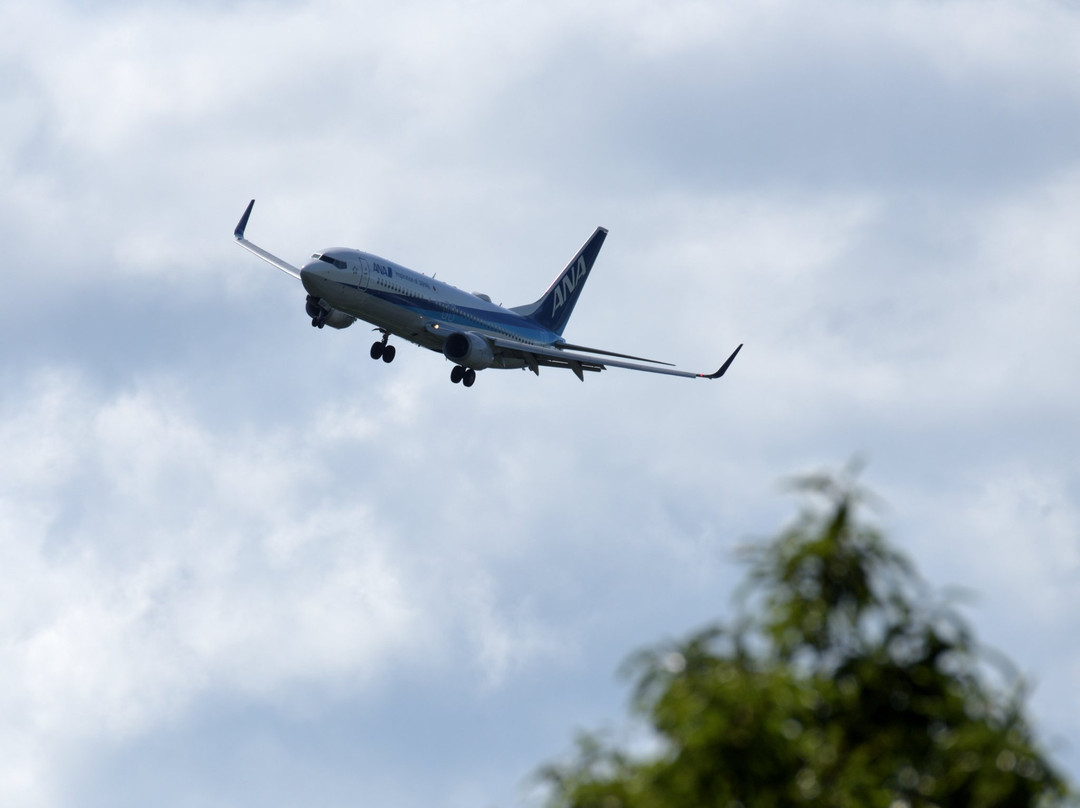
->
[[235, 199, 255, 239], [232, 199, 302, 279], [701, 343, 743, 379]]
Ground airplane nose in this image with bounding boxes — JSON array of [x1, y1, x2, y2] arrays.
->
[[299, 265, 322, 296]]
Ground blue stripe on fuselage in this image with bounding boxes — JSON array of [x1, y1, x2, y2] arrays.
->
[[342, 279, 557, 344], [309, 250, 561, 346]]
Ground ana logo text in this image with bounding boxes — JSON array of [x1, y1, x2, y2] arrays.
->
[[552, 256, 589, 314]]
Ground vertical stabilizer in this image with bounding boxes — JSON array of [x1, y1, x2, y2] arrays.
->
[[512, 227, 607, 336]]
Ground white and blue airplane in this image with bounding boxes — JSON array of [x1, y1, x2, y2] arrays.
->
[[234, 200, 742, 388]]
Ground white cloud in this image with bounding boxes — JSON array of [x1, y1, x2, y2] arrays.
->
[[1, 371, 577, 804], [2, 0, 1080, 803], [5, 0, 1077, 288]]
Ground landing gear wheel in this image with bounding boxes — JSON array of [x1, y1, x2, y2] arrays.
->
[[382, 345, 396, 363], [370, 342, 384, 360], [463, 368, 476, 387], [450, 365, 465, 384]]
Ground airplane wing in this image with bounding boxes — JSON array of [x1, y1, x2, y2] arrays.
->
[[491, 337, 742, 381], [555, 342, 675, 366], [233, 199, 302, 279]]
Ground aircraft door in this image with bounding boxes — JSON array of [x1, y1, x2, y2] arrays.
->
[[356, 257, 370, 288]]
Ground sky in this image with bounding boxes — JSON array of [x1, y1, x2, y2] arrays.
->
[[1, 0, 1079, 804]]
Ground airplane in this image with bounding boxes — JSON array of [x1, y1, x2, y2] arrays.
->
[[233, 200, 742, 388]]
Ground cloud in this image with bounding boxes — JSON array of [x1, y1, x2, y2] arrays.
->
[[1, 0, 1079, 804], [5, 0, 1079, 298], [0, 370, 537, 803]]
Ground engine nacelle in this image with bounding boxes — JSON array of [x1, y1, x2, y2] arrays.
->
[[443, 330, 495, 369], [305, 295, 355, 330], [321, 309, 356, 329]]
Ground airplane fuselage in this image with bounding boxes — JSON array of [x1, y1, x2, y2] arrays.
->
[[300, 248, 556, 367]]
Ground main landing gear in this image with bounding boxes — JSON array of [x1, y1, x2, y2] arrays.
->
[[450, 365, 476, 387], [369, 332, 395, 363]]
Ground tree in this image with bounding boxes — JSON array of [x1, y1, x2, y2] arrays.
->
[[539, 469, 1074, 808]]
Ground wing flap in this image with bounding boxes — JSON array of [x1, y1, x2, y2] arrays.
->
[[555, 342, 675, 366], [492, 338, 742, 380]]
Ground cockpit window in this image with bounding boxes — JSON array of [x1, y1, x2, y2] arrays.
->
[[316, 254, 347, 270]]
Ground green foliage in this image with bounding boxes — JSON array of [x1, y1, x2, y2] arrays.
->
[[539, 469, 1073, 808]]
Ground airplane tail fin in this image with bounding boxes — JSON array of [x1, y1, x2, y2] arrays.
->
[[511, 227, 607, 336]]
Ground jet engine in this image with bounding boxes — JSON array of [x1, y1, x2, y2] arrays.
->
[[305, 295, 355, 329], [443, 330, 495, 369]]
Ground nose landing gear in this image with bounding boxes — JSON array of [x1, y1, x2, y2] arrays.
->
[[306, 295, 327, 328]]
